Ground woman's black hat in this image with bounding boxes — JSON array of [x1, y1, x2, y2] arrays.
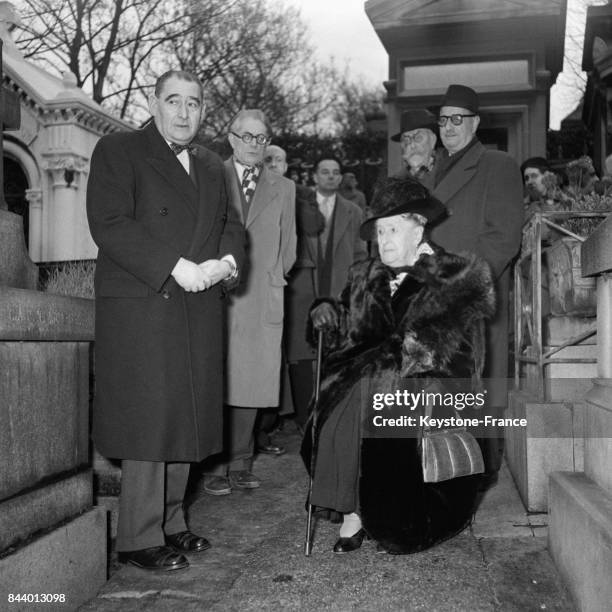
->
[[360, 176, 447, 241]]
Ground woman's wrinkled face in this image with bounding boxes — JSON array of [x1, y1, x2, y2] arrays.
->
[[376, 215, 424, 267]]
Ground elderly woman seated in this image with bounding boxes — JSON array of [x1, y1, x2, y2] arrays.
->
[[302, 176, 495, 554]]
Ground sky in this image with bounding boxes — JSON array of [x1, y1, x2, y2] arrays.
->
[[285, 0, 387, 88], [285, 0, 602, 130]]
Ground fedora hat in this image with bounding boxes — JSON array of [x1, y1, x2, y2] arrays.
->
[[390, 109, 437, 142], [360, 176, 447, 240], [440, 84, 479, 113]]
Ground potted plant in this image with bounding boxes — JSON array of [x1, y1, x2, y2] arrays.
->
[[543, 156, 612, 316]]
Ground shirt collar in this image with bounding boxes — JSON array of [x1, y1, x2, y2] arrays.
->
[[233, 157, 261, 176], [316, 191, 336, 206]]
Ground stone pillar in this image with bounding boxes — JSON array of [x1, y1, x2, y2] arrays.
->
[[25, 188, 42, 262], [547, 215, 612, 612], [44, 157, 89, 262], [595, 274, 612, 377]]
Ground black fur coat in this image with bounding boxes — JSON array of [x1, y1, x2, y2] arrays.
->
[[302, 248, 495, 553]]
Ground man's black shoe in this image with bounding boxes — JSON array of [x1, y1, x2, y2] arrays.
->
[[118, 545, 189, 571], [257, 443, 286, 456], [166, 530, 211, 553]]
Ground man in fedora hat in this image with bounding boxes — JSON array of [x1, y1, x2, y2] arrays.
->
[[391, 108, 438, 181], [429, 83, 523, 489]]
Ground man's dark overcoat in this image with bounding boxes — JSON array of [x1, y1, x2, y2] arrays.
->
[[285, 191, 367, 362], [430, 140, 523, 406], [87, 123, 245, 462]]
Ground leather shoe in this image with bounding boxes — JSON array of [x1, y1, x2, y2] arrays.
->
[[118, 545, 189, 571], [166, 530, 211, 553], [229, 470, 260, 489], [333, 528, 367, 553], [257, 443, 286, 456], [204, 476, 231, 496]]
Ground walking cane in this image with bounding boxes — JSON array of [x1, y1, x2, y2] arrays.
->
[[304, 328, 324, 556]]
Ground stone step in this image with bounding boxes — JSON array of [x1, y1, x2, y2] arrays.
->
[[549, 471, 612, 612]]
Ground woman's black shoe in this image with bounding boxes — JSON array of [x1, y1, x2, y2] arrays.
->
[[333, 528, 367, 553]]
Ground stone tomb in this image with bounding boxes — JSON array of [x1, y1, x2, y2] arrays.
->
[[0, 208, 104, 608]]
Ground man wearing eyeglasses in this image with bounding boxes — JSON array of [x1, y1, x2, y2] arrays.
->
[[429, 84, 523, 490], [391, 108, 438, 182], [204, 110, 296, 496]]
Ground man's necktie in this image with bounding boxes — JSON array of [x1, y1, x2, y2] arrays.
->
[[319, 196, 332, 221], [169, 142, 197, 156], [318, 196, 333, 251], [241, 166, 260, 203]]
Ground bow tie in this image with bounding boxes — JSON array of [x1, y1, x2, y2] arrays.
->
[[169, 142, 197, 156]]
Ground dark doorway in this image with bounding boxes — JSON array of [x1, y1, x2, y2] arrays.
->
[[478, 127, 508, 152], [4, 156, 29, 244]]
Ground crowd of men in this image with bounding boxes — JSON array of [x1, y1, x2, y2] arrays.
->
[[87, 71, 527, 572]]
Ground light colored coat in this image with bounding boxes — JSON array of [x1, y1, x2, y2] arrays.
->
[[224, 161, 297, 407]]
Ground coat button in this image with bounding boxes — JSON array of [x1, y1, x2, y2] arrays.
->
[[162, 290, 170, 299], [160, 207, 168, 216]]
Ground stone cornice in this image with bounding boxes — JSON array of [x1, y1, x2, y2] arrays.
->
[[41, 154, 89, 173], [3, 74, 133, 136]]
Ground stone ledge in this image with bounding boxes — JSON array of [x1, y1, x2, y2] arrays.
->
[[0, 507, 106, 611], [0, 470, 92, 552], [506, 391, 584, 511], [548, 471, 612, 612], [0, 287, 93, 341]]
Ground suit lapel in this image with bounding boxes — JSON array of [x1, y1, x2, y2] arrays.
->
[[433, 141, 485, 206], [246, 167, 278, 228], [223, 159, 247, 224], [144, 123, 199, 216], [331, 195, 350, 257]]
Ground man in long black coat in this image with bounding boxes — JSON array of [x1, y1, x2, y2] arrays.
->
[[429, 84, 523, 485], [86, 70, 244, 571]]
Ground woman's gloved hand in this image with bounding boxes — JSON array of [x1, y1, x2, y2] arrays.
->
[[310, 302, 338, 331]]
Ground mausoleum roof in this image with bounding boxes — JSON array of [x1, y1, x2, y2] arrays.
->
[[0, 3, 131, 134]]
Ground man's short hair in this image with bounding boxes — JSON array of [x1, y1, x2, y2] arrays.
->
[[520, 157, 550, 176], [154, 70, 203, 100], [314, 155, 343, 173], [229, 109, 271, 134]]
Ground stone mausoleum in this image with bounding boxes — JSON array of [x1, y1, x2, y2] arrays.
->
[[366, 2, 612, 611], [365, 0, 567, 171], [0, 5, 130, 264]]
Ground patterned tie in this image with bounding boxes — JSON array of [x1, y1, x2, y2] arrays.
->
[[169, 142, 197, 156], [241, 165, 260, 203]]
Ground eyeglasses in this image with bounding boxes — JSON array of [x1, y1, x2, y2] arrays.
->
[[438, 114, 476, 127], [230, 131, 270, 146], [400, 131, 427, 146]]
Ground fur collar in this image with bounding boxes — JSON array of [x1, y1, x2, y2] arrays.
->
[[305, 250, 494, 447]]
